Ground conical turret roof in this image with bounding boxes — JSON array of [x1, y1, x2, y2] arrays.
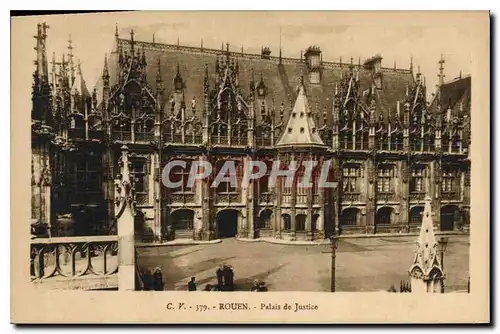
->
[[276, 84, 325, 148], [71, 63, 90, 97]]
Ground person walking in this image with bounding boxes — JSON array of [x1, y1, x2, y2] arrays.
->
[[188, 277, 197, 291]]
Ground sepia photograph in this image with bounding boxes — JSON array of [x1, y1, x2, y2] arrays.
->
[[11, 10, 490, 323]]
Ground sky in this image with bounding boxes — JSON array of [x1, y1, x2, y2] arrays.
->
[[15, 11, 476, 99]]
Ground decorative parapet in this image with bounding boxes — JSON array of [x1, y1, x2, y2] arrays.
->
[[30, 235, 119, 290]]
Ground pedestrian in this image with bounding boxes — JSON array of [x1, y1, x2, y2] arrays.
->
[[188, 277, 197, 291], [204, 284, 212, 291], [250, 280, 260, 292], [216, 265, 224, 287], [152, 267, 164, 291], [142, 269, 153, 291]]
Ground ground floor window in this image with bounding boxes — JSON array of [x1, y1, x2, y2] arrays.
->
[[376, 207, 394, 225], [340, 208, 360, 226], [409, 206, 424, 225]]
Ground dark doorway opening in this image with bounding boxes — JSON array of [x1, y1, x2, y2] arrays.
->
[[440, 205, 458, 231], [217, 210, 239, 238]]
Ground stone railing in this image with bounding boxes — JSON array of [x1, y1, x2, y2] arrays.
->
[[342, 192, 361, 203], [410, 192, 426, 202], [377, 192, 397, 203], [30, 235, 119, 290], [214, 192, 242, 204], [259, 192, 274, 204], [441, 191, 460, 201]]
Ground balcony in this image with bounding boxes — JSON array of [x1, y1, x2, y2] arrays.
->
[[30, 235, 118, 290], [410, 192, 426, 202], [214, 192, 241, 204], [259, 192, 274, 204], [169, 192, 197, 204], [441, 191, 460, 201], [377, 192, 397, 203], [342, 192, 361, 203], [112, 131, 132, 142]]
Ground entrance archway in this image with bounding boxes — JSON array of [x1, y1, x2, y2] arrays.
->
[[340, 208, 360, 226], [409, 206, 424, 226], [376, 207, 394, 225], [216, 209, 239, 238], [440, 205, 459, 231]]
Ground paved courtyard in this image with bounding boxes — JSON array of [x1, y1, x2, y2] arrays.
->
[[136, 235, 469, 292]]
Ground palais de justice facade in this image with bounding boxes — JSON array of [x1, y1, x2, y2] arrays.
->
[[31, 23, 471, 242]]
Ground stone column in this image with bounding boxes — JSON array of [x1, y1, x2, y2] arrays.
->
[[290, 152, 296, 237], [200, 154, 213, 240], [115, 145, 136, 291], [365, 157, 376, 234], [274, 153, 282, 238], [400, 160, 410, 233], [245, 154, 255, 239]]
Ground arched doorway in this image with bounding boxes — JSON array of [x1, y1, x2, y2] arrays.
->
[[409, 206, 424, 226], [171, 209, 195, 231], [340, 208, 360, 226], [440, 205, 459, 231], [216, 209, 239, 238], [296, 214, 306, 231], [376, 207, 394, 225], [257, 209, 273, 229]]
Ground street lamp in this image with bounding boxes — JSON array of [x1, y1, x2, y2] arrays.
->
[[438, 236, 449, 270], [330, 235, 338, 292], [438, 236, 448, 294]]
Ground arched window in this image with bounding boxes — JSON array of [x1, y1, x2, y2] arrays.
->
[[340, 208, 360, 226], [409, 206, 424, 226], [258, 210, 273, 229], [376, 207, 394, 225]]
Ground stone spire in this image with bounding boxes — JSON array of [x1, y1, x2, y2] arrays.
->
[[276, 81, 325, 148], [408, 195, 444, 293]]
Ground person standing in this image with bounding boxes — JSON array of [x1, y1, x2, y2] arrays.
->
[[188, 277, 197, 291], [152, 267, 164, 291]]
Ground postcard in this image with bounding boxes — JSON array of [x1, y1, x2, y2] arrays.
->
[[11, 10, 490, 324]]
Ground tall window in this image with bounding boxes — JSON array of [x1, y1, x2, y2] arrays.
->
[[442, 167, 456, 192], [343, 166, 360, 193], [75, 158, 100, 193], [215, 160, 240, 194], [258, 161, 272, 194], [131, 160, 147, 194], [377, 165, 394, 193], [410, 166, 426, 192], [170, 160, 193, 193]]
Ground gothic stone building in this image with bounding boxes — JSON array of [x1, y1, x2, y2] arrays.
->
[[31, 24, 471, 242]]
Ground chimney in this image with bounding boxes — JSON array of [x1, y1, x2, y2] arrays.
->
[[363, 54, 383, 89], [261, 46, 271, 59], [304, 45, 322, 84]]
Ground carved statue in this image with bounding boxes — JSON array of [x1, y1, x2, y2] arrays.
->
[[191, 97, 196, 111]]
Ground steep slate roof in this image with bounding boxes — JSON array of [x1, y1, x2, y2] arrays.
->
[[97, 38, 415, 126], [276, 84, 325, 147], [430, 75, 471, 117]]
